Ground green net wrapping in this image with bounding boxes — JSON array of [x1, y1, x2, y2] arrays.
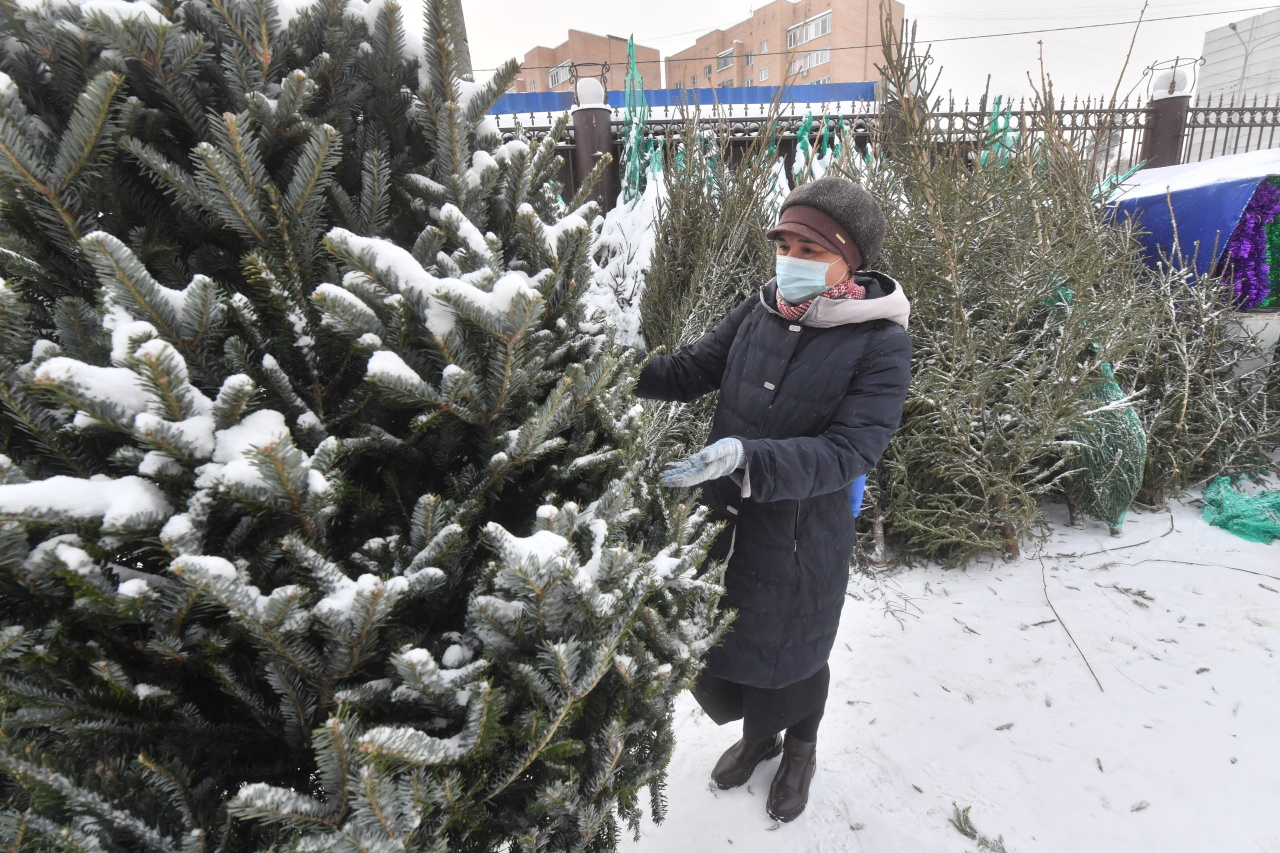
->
[[1201, 477, 1280, 543], [621, 37, 655, 204], [1063, 362, 1148, 534]]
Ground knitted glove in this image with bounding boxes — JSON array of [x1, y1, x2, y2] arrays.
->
[[660, 438, 745, 488]]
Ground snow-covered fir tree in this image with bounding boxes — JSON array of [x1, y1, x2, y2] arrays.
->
[[0, 0, 725, 850]]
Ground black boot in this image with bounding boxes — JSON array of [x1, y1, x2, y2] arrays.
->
[[710, 733, 783, 789], [766, 736, 816, 821]]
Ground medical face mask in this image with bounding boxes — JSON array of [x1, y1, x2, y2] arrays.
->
[[775, 255, 836, 303]]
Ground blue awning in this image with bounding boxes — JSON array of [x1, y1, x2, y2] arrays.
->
[[490, 82, 876, 116], [1111, 148, 1280, 276]]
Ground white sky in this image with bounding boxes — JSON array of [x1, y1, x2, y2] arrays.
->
[[448, 0, 1276, 103]]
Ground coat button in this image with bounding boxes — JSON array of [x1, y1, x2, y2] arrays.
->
[[764, 381, 776, 390], [789, 324, 801, 332]]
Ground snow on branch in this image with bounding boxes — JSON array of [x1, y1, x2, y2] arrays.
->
[[0, 471, 173, 531]]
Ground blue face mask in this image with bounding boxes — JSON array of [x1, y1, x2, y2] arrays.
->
[[776, 255, 835, 303]]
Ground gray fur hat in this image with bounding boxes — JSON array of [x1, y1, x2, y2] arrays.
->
[[776, 177, 886, 268]]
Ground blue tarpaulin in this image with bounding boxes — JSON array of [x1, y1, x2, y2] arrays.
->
[[490, 82, 877, 115], [1111, 148, 1280, 276]]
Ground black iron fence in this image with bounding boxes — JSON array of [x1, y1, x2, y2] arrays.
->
[[498, 90, 1280, 211]]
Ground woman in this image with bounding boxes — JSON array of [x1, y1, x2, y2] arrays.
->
[[635, 176, 911, 822]]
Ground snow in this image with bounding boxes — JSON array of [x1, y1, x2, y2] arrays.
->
[[210, 410, 290, 465], [486, 523, 572, 569], [134, 413, 215, 459], [621, 497, 1280, 852], [116, 578, 150, 597], [455, 80, 484, 112], [34, 358, 150, 416], [197, 409, 298, 494], [172, 555, 236, 581], [439, 203, 491, 255], [437, 270, 537, 319], [1118, 147, 1280, 200], [441, 644, 472, 668], [366, 350, 424, 387], [585, 177, 666, 346], [315, 572, 382, 617], [0, 475, 172, 531], [327, 229, 456, 337], [77, 0, 168, 25], [133, 683, 168, 699]]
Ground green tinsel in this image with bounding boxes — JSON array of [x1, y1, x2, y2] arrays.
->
[[1263, 178, 1280, 309]]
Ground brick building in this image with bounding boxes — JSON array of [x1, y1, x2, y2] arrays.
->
[[665, 0, 904, 91], [512, 31, 661, 94]]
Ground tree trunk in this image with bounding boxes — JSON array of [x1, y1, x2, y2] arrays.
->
[[443, 0, 472, 80]]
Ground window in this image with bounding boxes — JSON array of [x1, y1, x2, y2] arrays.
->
[[717, 79, 734, 88], [759, 39, 769, 53], [691, 74, 698, 86], [529, 80, 537, 92], [788, 11, 832, 48], [789, 58, 804, 75], [807, 47, 830, 68], [548, 61, 571, 88], [717, 49, 734, 71], [704, 64, 712, 77], [758, 66, 770, 82], [744, 77, 753, 87], [745, 52, 754, 67], [813, 76, 830, 85]]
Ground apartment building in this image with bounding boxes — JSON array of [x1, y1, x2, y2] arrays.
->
[[665, 0, 904, 91], [1199, 7, 1280, 99], [512, 31, 661, 94]]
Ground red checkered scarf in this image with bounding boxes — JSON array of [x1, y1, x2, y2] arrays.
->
[[776, 276, 867, 321]]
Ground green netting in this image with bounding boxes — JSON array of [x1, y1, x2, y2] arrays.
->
[[1201, 477, 1280, 543], [980, 95, 1018, 167], [621, 37, 657, 204], [1063, 362, 1148, 534]]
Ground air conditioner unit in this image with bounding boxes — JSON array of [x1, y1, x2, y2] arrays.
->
[[800, 69, 809, 77]]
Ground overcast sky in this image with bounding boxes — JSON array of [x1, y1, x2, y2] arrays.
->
[[449, 0, 1273, 103]]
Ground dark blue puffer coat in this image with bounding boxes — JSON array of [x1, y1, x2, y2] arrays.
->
[[636, 274, 912, 689]]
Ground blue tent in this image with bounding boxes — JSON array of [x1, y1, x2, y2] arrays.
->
[[1111, 148, 1280, 277]]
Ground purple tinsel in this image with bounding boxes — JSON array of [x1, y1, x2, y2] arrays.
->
[[1221, 179, 1280, 309]]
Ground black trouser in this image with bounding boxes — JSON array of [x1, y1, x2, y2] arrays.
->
[[692, 664, 830, 744]]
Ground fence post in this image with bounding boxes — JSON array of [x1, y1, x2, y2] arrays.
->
[[570, 79, 619, 211], [1140, 92, 1191, 169]]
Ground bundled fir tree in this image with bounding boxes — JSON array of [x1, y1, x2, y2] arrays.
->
[[0, 0, 725, 850], [840, 25, 1279, 560]]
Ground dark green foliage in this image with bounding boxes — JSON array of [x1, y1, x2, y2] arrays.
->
[[0, 1, 724, 850]]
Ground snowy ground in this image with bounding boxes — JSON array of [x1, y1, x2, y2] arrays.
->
[[622, 497, 1280, 853]]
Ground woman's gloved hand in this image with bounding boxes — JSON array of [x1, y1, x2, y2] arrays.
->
[[660, 438, 745, 488]]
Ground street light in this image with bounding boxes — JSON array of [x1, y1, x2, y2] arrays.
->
[[1228, 20, 1280, 97]]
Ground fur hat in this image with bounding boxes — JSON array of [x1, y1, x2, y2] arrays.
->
[[772, 177, 886, 269]]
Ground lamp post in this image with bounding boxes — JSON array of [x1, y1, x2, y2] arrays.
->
[[1229, 22, 1253, 96], [1228, 20, 1280, 98]]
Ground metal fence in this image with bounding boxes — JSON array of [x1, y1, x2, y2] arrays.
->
[[1183, 91, 1280, 163], [500, 90, 1280, 211]]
